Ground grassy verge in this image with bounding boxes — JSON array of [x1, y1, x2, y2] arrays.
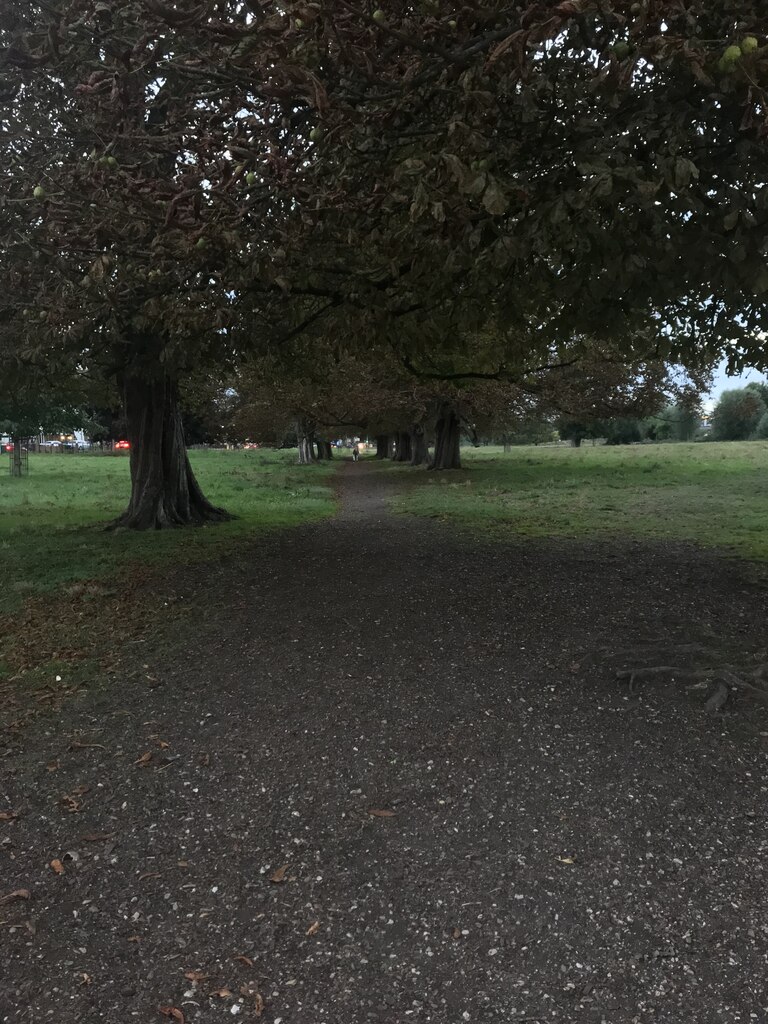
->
[[0, 449, 335, 614], [391, 442, 768, 560], [0, 449, 336, 717]]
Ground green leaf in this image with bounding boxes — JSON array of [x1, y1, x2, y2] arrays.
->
[[482, 177, 509, 216], [753, 267, 768, 294]]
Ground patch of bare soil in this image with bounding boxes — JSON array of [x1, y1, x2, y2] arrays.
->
[[2, 461, 767, 1023]]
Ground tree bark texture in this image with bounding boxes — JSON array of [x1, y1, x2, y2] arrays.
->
[[430, 404, 462, 470], [11, 436, 23, 477], [393, 431, 412, 462], [297, 418, 316, 465], [409, 423, 430, 466], [111, 374, 232, 530], [375, 435, 391, 459]]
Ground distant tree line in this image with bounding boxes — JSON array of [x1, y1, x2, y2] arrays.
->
[[557, 403, 702, 447], [710, 384, 768, 441]]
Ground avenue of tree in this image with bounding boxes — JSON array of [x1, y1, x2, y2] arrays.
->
[[2, 2, 768, 524]]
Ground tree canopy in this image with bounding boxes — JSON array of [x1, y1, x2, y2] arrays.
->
[[2, 2, 767, 521]]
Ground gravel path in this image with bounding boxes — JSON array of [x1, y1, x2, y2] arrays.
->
[[2, 460, 768, 1023]]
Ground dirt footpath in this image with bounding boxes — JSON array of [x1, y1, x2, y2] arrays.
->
[[2, 462, 767, 1023]]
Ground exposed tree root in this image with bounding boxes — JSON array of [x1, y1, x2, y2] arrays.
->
[[593, 639, 768, 710]]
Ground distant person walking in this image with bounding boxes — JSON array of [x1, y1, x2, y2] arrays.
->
[[352, 443, 360, 463]]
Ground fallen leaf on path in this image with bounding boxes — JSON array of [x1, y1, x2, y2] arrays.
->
[[0, 888, 30, 905], [306, 920, 320, 936], [157, 739, 171, 749], [183, 971, 208, 983], [252, 993, 265, 1016], [556, 856, 575, 864], [234, 955, 254, 967], [127, 935, 141, 943], [452, 927, 461, 940], [69, 740, 106, 751], [270, 864, 289, 884], [368, 809, 396, 818], [135, 752, 152, 766], [159, 1006, 185, 1024], [50, 859, 65, 875], [82, 832, 116, 842], [0, 810, 20, 821], [61, 795, 82, 813], [79, 972, 92, 986], [212, 988, 233, 999], [46, 761, 59, 772]]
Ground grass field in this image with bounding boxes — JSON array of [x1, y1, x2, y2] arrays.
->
[[0, 449, 335, 616], [392, 441, 768, 560]]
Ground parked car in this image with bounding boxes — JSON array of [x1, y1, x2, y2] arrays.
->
[[115, 440, 130, 450]]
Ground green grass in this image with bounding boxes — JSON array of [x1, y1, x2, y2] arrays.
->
[[392, 441, 768, 560], [0, 449, 336, 614]]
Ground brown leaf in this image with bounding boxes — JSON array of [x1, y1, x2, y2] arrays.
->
[[157, 740, 171, 749], [0, 888, 30, 905], [183, 971, 208, 982], [61, 794, 82, 813], [159, 1007, 185, 1024], [0, 810, 20, 821], [368, 809, 396, 818], [69, 740, 106, 751], [212, 988, 233, 999], [135, 751, 152, 766], [79, 972, 92, 987], [234, 954, 254, 967], [46, 761, 60, 772], [306, 920, 320, 936], [127, 935, 141, 943], [487, 29, 525, 66], [82, 831, 116, 842], [554, 0, 588, 15], [50, 859, 65, 874], [253, 993, 265, 1017], [270, 863, 289, 883], [452, 927, 461, 940]]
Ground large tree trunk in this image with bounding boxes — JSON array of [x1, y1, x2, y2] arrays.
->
[[375, 435, 391, 459], [502, 434, 511, 453], [111, 374, 231, 530], [430, 404, 462, 470], [297, 418, 316, 465], [315, 440, 333, 460], [410, 423, 430, 466], [10, 435, 23, 477], [393, 431, 412, 462]]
